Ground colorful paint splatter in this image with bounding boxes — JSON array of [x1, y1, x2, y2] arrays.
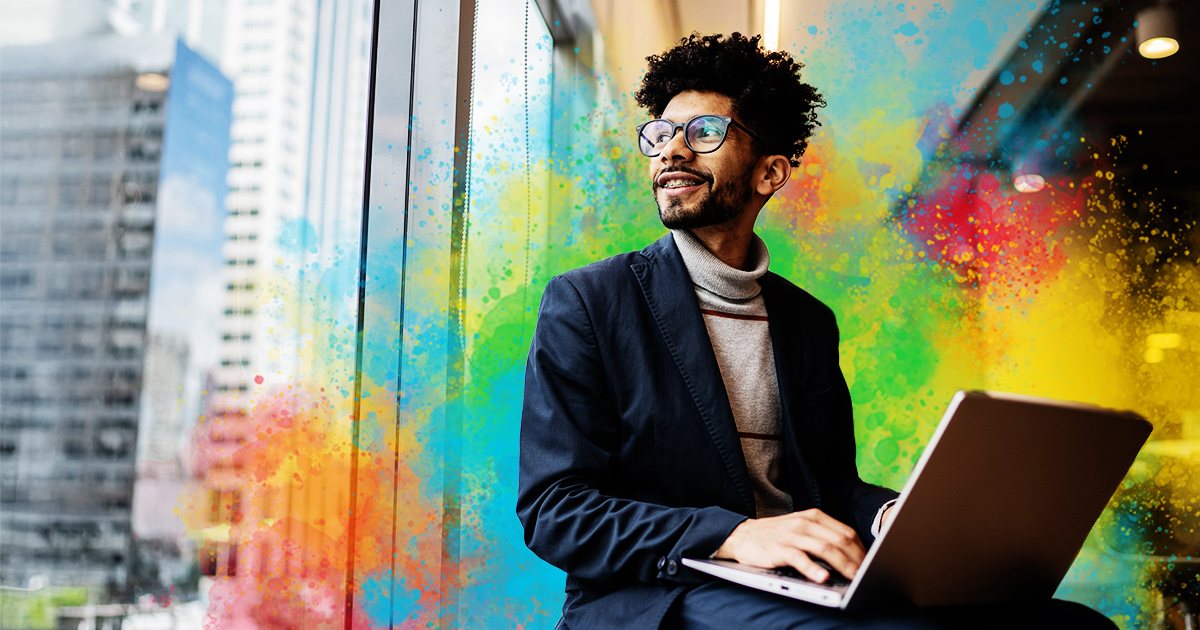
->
[[180, 1, 1197, 628]]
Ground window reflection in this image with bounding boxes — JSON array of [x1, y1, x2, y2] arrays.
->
[[1, 0, 373, 623]]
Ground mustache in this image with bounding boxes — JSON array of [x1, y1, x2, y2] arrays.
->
[[651, 166, 713, 188]]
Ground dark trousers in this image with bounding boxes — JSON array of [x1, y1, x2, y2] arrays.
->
[[669, 580, 1118, 630]]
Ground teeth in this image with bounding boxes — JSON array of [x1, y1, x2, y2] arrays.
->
[[663, 180, 697, 188]]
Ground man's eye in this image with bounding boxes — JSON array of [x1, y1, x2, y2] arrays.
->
[[653, 132, 673, 144], [697, 126, 722, 139]]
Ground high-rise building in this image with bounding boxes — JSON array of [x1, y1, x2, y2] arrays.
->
[[0, 34, 232, 597], [201, 0, 371, 416], [138, 333, 190, 475], [188, 2, 374, 619]]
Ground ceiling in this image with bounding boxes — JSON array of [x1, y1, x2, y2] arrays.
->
[[582, 0, 1198, 249], [925, 0, 1199, 263]]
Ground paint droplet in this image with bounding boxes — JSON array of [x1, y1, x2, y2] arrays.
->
[[255, 375, 265, 385]]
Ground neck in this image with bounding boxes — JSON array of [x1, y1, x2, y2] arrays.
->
[[689, 211, 759, 270]]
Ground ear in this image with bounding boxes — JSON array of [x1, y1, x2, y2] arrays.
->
[[754, 154, 792, 196]]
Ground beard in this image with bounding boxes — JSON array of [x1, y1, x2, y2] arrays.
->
[[654, 163, 755, 230]]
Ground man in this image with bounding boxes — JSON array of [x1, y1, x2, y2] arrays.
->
[[517, 33, 1115, 630]]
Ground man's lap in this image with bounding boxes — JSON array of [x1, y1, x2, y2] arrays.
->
[[668, 580, 1118, 630]]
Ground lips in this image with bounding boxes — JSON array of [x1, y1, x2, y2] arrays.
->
[[654, 169, 710, 192]]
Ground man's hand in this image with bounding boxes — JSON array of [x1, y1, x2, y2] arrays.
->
[[712, 508, 866, 584], [881, 504, 897, 529]]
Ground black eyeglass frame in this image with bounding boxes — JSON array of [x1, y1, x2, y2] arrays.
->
[[635, 114, 768, 157]]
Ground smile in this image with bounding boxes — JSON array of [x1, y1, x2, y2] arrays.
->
[[663, 180, 700, 189], [655, 171, 709, 194]]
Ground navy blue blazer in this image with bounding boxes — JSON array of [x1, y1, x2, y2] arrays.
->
[[517, 233, 898, 629]]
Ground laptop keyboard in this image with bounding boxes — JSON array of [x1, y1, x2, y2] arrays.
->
[[767, 561, 851, 587]]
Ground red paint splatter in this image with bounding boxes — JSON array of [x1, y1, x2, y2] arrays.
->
[[902, 168, 1094, 291]]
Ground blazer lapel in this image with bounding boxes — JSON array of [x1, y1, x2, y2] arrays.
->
[[761, 274, 821, 509], [631, 234, 756, 515]]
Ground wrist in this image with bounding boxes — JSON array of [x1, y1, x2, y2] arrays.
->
[[714, 518, 753, 559]]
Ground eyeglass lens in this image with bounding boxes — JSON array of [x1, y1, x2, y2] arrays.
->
[[638, 116, 731, 157]]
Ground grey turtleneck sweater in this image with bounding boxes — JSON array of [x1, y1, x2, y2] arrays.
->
[[672, 229, 793, 518], [672, 230, 895, 533]]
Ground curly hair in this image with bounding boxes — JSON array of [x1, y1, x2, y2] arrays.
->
[[634, 32, 825, 167]]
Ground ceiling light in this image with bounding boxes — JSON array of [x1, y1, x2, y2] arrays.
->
[[136, 73, 170, 92], [764, 0, 781, 51], [1013, 173, 1046, 193], [1136, 6, 1180, 59]]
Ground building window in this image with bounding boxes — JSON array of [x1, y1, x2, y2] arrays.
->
[[0, 271, 33, 290]]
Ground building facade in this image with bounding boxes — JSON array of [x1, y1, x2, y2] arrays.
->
[[0, 35, 232, 597], [192, 0, 373, 603]]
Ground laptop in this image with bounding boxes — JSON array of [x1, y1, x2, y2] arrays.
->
[[683, 390, 1152, 610]]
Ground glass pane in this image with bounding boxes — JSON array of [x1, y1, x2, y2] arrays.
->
[[457, 0, 556, 624], [1, 2, 376, 626], [1, 35, 230, 613]]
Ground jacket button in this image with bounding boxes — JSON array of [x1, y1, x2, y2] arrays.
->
[[665, 559, 678, 575], [657, 557, 667, 570]]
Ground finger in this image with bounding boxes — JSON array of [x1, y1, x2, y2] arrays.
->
[[794, 511, 866, 562], [799, 509, 862, 545], [805, 521, 866, 564], [788, 535, 861, 580], [783, 549, 830, 584]]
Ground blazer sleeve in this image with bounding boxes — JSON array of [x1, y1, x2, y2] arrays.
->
[[516, 275, 747, 586]]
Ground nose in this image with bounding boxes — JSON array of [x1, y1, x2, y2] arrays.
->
[[658, 125, 693, 164]]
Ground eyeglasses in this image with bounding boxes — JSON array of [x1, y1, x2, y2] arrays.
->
[[635, 115, 766, 157]]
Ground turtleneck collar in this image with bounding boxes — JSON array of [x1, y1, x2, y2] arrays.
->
[[671, 229, 770, 301]]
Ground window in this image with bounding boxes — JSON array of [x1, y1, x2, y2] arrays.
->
[[0, 271, 33, 290], [1, 176, 17, 204], [62, 134, 89, 160], [94, 132, 119, 157], [15, 178, 49, 204], [119, 173, 158, 204], [88, 177, 113, 205], [1, 136, 31, 160]]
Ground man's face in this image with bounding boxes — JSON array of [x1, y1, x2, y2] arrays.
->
[[648, 90, 758, 230]]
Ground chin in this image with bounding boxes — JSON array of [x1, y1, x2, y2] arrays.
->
[[657, 198, 699, 230], [658, 196, 741, 231]]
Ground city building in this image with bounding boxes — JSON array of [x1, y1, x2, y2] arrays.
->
[[0, 34, 232, 598], [190, 1, 374, 609], [209, 0, 373, 403], [138, 333, 190, 475]]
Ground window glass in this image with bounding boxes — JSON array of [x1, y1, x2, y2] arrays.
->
[[0, 2, 374, 623], [7, 1, 1194, 628], [454, 0, 558, 624]]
